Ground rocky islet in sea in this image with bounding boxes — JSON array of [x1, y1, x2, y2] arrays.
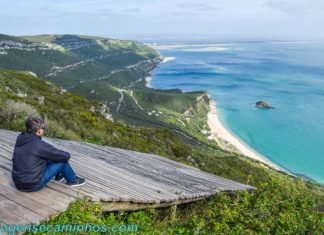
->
[[255, 101, 274, 109]]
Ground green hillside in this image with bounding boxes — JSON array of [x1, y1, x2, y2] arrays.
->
[[0, 33, 217, 148], [0, 69, 323, 234], [0, 68, 195, 156], [0, 34, 158, 89], [0, 34, 209, 137]]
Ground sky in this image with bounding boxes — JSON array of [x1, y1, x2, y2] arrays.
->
[[1, 0, 324, 40]]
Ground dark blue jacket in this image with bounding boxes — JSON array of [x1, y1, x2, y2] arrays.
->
[[12, 131, 70, 191]]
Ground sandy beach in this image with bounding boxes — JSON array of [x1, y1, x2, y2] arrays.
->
[[207, 95, 283, 171]]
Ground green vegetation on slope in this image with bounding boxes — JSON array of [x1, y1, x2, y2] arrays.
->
[[0, 69, 323, 234], [0, 69, 190, 156], [32, 177, 323, 234], [0, 33, 212, 145], [0, 34, 158, 89]]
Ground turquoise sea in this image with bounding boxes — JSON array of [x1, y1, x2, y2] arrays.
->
[[150, 41, 324, 184]]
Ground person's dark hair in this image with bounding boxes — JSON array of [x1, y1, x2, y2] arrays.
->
[[25, 116, 45, 133]]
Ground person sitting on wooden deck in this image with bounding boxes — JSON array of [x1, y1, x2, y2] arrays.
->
[[12, 116, 86, 192]]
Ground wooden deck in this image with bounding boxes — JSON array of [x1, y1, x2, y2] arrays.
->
[[0, 129, 254, 225]]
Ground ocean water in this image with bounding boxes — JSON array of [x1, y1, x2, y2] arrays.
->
[[150, 42, 324, 184]]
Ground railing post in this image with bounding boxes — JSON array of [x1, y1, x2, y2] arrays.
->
[[170, 204, 177, 222]]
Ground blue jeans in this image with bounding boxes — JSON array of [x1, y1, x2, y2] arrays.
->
[[32, 161, 77, 191]]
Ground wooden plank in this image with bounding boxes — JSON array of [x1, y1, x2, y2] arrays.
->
[[48, 144, 217, 198], [0, 170, 15, 189], [0, 195, 44, 224], [68, 154, 172, 196], [69, 154, 183, 199], [56, 141, 243, 193], [23, 189, 74, 212], [46, 182, 100, 202], [69, 158, 216, 202], [0, 129, 251, 192], [0, 142, 248, 203], [0, 185, 59, 218], [101, 149, 251, 190], [47, 139, 182, 172], [0, 160, 12, 172], [0, 205, 29, 224], [70, 161, 179, 202], [47, 140, 253, 192], [0, 170, 74, 211], [68, 166, 159, 203]]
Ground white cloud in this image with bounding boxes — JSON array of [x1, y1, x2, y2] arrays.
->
[[0, 0, 323, 40], [264, 0, 324, 13]]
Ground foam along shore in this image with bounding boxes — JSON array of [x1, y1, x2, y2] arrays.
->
[[207, 95, 283, 172], [145, 57, 175, 88], [162, 57, 176, 63], [145, 76, 153, 88]]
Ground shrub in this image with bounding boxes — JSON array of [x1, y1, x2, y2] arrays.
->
[[0, 100, 39, 131], [44, 119, 81, 140]]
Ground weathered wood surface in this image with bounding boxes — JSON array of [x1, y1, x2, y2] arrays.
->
[[0, 129, 254, 225]]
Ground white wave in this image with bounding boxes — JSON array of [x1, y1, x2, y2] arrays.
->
[[193, 60, 206, 65], [162, 57, 176, 63], [145, 76, 152, 88], [212, 66, 229, 73], [150, 43, 236, 50], [182, 47, 229, 52], [192, 60, 229, 73]]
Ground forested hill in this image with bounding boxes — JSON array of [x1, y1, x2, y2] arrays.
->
[[0, 34, 158, 89], [0, 68, 195, 156], [0, 34, 212, 147]]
